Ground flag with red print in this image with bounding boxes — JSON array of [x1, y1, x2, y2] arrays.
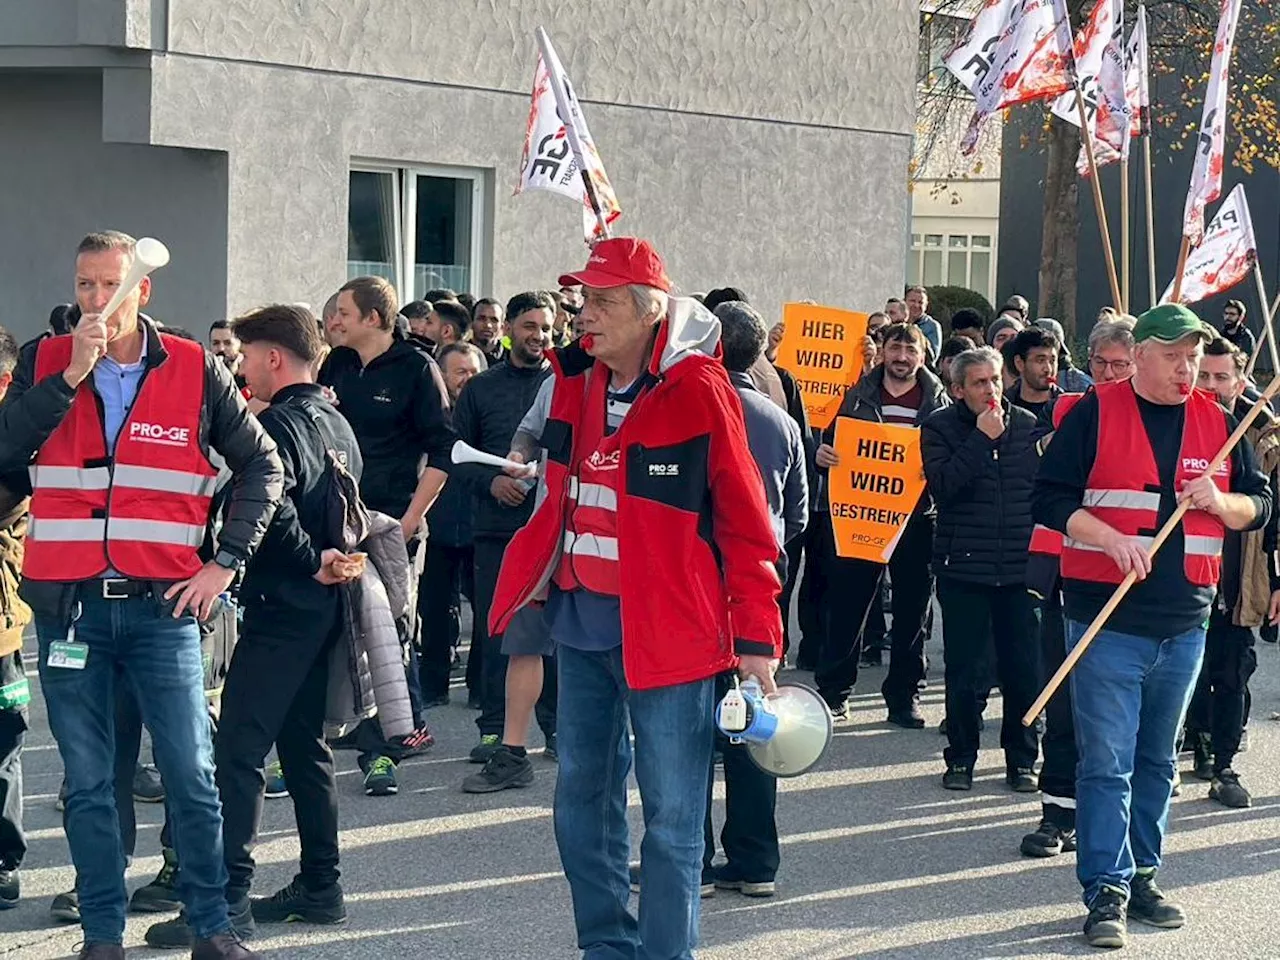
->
[[1050, 0, 1118, 130], [1077, 4, 1149, 174], [961, 0, 1074, 155], [943, 0, 1017, 95], [1092, 4, 1131, 152], [1162, 184, 1256, 305], [1182, 0, 1243, 245], [515, 30, 622, 242]]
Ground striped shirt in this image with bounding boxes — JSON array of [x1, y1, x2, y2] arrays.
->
[[880, 381, 923, 425], [605, 373, 654, 434]]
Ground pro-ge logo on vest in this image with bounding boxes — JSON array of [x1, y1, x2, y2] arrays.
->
[[648, 463, 679, 477], [1182, 457, 1229, 476], [129, 421, 191, 447]]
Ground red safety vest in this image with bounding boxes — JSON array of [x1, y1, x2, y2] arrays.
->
[[24, 333, 218, 582], [552, 368, 622, 597], [1028, 393, 1086, 560], [1060, 380, 1228, 587]]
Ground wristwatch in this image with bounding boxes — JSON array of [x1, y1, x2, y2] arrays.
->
[[213, 550, 244, 574]]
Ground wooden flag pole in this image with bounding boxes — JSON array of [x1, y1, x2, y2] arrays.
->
[[1169, 236, 1193, 304], [1120, 157, 1131, 313], [1253, 264, 1280, 375], [1023, 369, 1280, 727], [1143, 137, 1158, 310], [1075, 87, 1124, 312], [1244, 287, 1280, 380]]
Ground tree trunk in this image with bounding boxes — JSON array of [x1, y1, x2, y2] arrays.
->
[[1038, 115, 1081, 344]]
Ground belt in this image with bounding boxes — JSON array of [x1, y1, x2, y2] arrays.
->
[[84, 578, 155, 600]]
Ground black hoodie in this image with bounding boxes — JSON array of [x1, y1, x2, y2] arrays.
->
[[319, 333, 454, 518]]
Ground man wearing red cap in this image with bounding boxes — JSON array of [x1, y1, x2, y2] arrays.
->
[[489, 238, 782, 959]]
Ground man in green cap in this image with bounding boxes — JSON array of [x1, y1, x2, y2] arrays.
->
[[1033, 303, 1272, 949]]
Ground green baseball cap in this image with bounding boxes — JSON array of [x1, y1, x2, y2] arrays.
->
[[1132, 304, 1213, 344]]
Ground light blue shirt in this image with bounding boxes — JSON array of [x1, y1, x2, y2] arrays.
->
[[93, 327, 149, 453]]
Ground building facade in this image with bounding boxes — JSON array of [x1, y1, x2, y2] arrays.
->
[[0, 1, 918, 344]]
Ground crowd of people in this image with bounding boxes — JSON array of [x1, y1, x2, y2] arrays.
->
[[0, 230, 1272, 958]]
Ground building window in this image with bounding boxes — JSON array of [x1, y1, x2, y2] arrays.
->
[[917, 12, 969, 91], [907, 231, 994, 301], [347, 164, 488, 302]]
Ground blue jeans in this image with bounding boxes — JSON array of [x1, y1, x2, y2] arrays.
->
[[36, 591, 230, 944], [1066, 618, 1205, 906], [555, 644, 714, 960]]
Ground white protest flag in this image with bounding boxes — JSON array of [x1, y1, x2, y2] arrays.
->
[[1182, 0, 1243, 245], [960, 0, 1075, 155], [515, 29, 621, 242], [1092, 5, 1131, 151], [1078, 4, 1149, 173], [1050, 0, 1118, 129], [943, 0, 1017, 94], [1162, 184, 1256, 304]]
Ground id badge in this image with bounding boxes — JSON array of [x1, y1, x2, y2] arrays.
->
[[48, 639, 89, 670]]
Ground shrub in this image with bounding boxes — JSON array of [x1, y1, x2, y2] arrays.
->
[[925, 286, 996, 329]]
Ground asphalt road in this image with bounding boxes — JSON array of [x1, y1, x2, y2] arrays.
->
[[3, 614, 1280, 959]]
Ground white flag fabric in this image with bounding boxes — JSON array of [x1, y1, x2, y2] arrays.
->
[[943, 0, 1018, 95], [1182, 0, 1243, 244], [960, 0, 1074, 155], [1050, 0, 1118, 129], [515, 30, 622, 242], [1092, 5, 1131, 152], [1078, 4, 1149, 174], [1162, 184, 1257, 304]]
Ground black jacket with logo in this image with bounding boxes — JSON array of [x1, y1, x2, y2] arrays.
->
[[319, 333, 454, 518]]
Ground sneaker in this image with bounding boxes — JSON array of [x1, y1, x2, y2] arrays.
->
[[50, 888, 80, 924], [362, 756, 398, 796], [263, 762, 288, 800], [469, 733, 502, 764], [1020, 820, 1078, 858], [191, 933, 260, 960], [462, 747, 535, 793], [544, 733, 558, 762], [1128, 871, 1185, 928], [55, 778, 67, 812], [0, 867, 17, 909], [390, 723, 434, 761], [77, 946, 125, 960], [130, 847, 181, 913], [1006, 767, 1038, 793], [1171, 768, 1183, 797], [132, 763, 165, 803], [1191, 731, 1214, 781], [1208, 768, 1252, 808], [712, 863, 776, 897], [145, 895, 255, 947], [1083, 886, 1128, 948], [886, 706, 925, 729], [826, 699, 850, 723], [942, 763, 973, 791], [251, 878, 347, 925], [1238, 727, 1251, 753], [627, 863, 714, 898]]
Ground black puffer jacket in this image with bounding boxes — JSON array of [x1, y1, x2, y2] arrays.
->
[[921, 398, 1039, 586]]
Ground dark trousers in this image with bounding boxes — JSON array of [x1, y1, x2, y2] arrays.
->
[[794, 516, 829, 668], [1035, 592, 1076, 828], [938, 578, 1041, 770], [780, 533, 804, 658], [861, 576, 889, 653], [703, 676, 778, 881], [815, 515, 934, 711], [1186, 607, 1257, 775], [418, 542, 474, 701], [0, 652, 27, 870], [215, 613, 341, 897]]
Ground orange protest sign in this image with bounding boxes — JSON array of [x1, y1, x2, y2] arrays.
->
[[774, 303, 868, 429], [828, 419, 926, 563]]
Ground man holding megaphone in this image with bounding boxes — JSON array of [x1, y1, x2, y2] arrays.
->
[[488, 238, 782, 960], [0, 231, 283, 960]]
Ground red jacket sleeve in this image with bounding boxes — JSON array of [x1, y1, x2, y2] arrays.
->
[[701, 366, 784, 658]]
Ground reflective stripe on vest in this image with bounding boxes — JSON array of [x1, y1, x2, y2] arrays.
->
[[1060, 381, 1228, 587], [553, 439, 622, 595], [24, 333, 217, 582], [1028, 523, 1064, 557]]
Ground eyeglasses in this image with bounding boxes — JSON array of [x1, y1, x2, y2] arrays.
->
[[1089, 357, 1133, 374]]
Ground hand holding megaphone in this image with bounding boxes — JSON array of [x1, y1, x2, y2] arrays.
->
[[451, 440, 537, 478]]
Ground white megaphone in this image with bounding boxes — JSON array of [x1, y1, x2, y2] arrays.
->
[[716, 677, 833, 777], [451, 439, 537, 478], [96, 237, 171, 328]]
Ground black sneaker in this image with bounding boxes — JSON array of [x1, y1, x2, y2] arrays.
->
[[942, 763, 973, 791], [362, 756, 398, 796], [1191, 732, 1214, 781], [132, 763, 165, 803], [886, 706, 925, 729], [712, 863, 776, 897], [389, 723, 434, 761], [1006, 768, 1038, 793], [1020, 819, 1077, 858], [1128, 871, 1185, 928], [145, 895, 255, 947], [1084, 886, 1128, 948], [251, 878, 347, 925], [0, 867, 17, 909], [50, 889, 80, 924], [826, 698, 850, 722], [1209, 768, 1252, 808], [469, 734, 502, 764], [462, 747, 535, 793], [544, 734, 558, 762], [130, 847, 181, 913]]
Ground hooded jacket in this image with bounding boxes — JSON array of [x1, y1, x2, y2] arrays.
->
[[488, 299, 783, 689]]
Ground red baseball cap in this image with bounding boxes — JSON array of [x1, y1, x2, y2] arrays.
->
[[558, 237, 671, 292]]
